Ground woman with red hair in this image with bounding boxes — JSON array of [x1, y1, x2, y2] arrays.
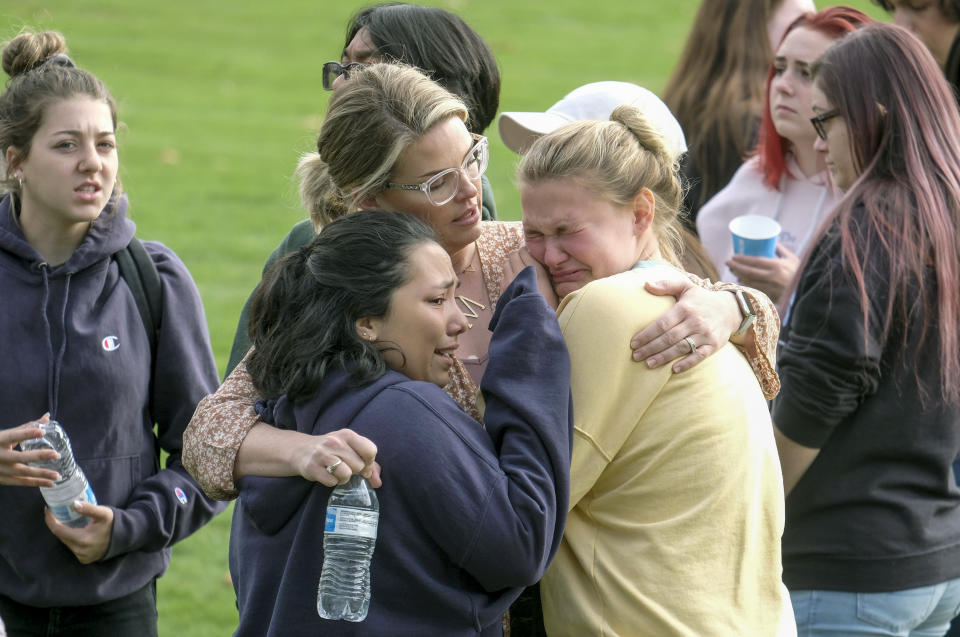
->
[[697, 6, 871, 303]]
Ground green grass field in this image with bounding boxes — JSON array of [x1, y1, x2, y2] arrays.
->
[[1, 1, 886, 634]]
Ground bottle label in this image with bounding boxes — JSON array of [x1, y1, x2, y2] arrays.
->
[[48, 484, 96, 525], [324, 505, 378, 539]]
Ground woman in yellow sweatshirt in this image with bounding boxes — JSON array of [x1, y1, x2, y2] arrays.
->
[[518, 105, 795, 637]]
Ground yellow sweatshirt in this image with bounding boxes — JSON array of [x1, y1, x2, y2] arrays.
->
[[541, 265, 794, 637]]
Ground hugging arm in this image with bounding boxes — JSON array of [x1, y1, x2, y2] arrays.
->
[[182, 357, 380, 499], [182, 358, 261, 500], [630, 273, 780, 398]]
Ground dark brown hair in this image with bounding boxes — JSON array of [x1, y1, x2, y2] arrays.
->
[[806, 23, 960, 404], [345, 3, 499, 135], [663, 0, 782, 207], [247, 210, 437, 400]]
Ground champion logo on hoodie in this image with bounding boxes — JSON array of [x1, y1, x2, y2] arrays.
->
[[102, 335, 120, 351]]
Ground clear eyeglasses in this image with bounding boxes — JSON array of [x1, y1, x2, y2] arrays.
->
[[386, 134, 489, 206], [321, 61, 366, 91]]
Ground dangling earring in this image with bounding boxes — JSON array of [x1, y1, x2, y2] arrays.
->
[[12, 173, 23, 189]]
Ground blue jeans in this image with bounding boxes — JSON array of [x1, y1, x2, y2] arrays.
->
[[791, 579, 960, 636]]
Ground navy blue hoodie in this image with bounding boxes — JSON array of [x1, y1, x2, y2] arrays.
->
[[0, 194, 226, 606], [230, 267, 572, 636]]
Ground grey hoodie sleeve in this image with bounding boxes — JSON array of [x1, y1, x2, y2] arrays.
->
[[102, 241, 227, 560]]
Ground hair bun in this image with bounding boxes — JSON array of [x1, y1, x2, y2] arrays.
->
[[610, 104, 673, 164], [2, 30, 68, 78]]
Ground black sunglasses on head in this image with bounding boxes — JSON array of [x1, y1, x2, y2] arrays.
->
[[321, 61, 366, 91]]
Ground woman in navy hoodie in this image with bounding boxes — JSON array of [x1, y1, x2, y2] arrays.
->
[[232, 210, 571, 636], [0, 31, 224, 635]]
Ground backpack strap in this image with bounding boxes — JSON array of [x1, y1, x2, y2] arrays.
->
[[114, 237, 163, 358]]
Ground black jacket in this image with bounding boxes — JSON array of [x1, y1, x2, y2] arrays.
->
[[773, 210, 960, 591]]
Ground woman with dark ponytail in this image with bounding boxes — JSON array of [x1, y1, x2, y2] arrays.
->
[[0, 30, 224, 636], [230, 210, 572, 636]]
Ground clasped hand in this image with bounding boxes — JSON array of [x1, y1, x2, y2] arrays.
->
[[2, 414, 113, 562]]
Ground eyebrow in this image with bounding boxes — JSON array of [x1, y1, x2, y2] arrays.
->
[[412, 140, 475, 179], [343, 47, 377, 62], [773, 56, 811, 67], [52, 129, 115, 137]]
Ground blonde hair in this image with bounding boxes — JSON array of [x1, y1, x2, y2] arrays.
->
[[297, 63, 468, 229], [518, 105, 685, 265]]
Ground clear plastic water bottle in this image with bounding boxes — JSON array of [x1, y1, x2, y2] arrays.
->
[[20, 421, 97, 528], [317, 474, 379, 622]]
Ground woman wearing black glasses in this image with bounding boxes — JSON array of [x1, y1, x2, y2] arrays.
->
[[192, 64, 573, 636], [774, 23, 960, 635]]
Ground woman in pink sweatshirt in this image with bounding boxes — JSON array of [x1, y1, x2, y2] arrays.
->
[[696, 6, 871, 304]]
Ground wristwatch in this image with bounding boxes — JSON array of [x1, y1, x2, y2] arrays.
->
[[732, 289, 756, 338]]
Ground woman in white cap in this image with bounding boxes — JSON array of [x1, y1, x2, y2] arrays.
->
[[517, 104, 795, 636], [499, 80, 720, 281]]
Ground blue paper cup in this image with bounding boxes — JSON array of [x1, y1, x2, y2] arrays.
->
[[729, 215, 781, 258]]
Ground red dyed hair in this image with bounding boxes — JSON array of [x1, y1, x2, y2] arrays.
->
[[754, 6, 872, 190]]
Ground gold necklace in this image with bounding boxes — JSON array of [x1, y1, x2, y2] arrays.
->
[[456, 245, 485, 328], [457, 295, 486, 329]]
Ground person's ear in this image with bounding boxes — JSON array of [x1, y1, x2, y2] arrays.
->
[[632, 187, 656, 235], [357, 193, 380, 210], [355, 317, 378, 342], [5, 146, 23, 175]]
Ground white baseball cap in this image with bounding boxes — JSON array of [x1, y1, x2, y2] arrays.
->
[[498, 81, 687, 158]]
